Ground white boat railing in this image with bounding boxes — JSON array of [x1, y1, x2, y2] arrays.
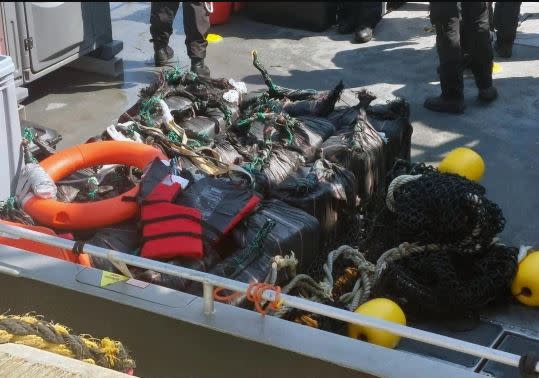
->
[[0, 222, 536, 374]]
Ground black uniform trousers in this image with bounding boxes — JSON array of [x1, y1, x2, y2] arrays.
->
[[339, 2, 383, 29], [150, 2, 210, 61], [493, 2, 522, 46], [430, 2, 493, 99]]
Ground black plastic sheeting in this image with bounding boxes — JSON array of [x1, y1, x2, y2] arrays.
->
[[133, 241, 227, 294], [85, 221, 141, 273], [273, 159, 358, 244], [232, 199, 321, 273], [320, 110, 386, 206], [251, 147, 306, 192], [174, 177, 261, 244]]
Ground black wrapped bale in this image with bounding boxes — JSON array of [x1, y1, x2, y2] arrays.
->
[[320, 110, 386, 206], [180, 116, 221, 142], [273, 159, 358, 243], [368, 98, 413, 168], [164, 96, 195, 122], [246, 115, 333, 162], [212, 134, 244, 165], [133, 241, 225, 294], [259, 147, 305, 188], [232, 199, 321, 273], [85, 221, 141, 272]]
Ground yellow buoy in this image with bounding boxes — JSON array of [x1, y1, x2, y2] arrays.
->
[[512, 251, 539, 306], [206, 33, 223, 43], [438, 147, 485, 182], [348, 298, 406, 349], [492, 62, 502, 74]]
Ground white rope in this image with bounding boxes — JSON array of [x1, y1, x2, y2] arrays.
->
[[386, 174, 422, 212], [322, 245, 376, 311]]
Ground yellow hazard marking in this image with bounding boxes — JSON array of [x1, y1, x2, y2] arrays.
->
[[100, 271, 129, 287], [206, 33, 223, 43], [493, 62, 502, 74]]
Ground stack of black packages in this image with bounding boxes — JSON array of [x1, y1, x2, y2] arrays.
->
[[102, 51, 413, 296]]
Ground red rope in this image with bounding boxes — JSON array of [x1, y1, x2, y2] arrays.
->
[[213, 282, 282, 315]]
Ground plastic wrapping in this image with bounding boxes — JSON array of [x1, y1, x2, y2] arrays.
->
[[257, 147, 305, 189], [180, 116, 221, 142], [20, 163, 57, 199], [273, 159, 358, 243], [212, 134, 244, 165], [282, 81, 344, 117], [175, 177, 261, 244], [85, 221, 141, 272], [233, 199, 321, 272], [133, 241, 225, 294], [320, 112, 386, 206], [368, 99, 413, 168], [164, 96, 194, 122]]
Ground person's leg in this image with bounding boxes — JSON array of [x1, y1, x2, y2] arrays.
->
[[461, 2, 497, 102], [183, 2, 210, 76], [354, 2, 383, 43], [425, 2, 465, 113], [150, 2, 179, 66], [338, 2, 360, 34], [494, 2, 522, 57]]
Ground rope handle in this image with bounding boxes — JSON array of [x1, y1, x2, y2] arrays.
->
[[214, 282, 282, 316]]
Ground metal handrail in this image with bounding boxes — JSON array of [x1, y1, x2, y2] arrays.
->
[[0, 222, 536, 374]]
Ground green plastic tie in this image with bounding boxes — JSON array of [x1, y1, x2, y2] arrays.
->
[[22, 128, 35, 143], [87, 177, 99, 200]]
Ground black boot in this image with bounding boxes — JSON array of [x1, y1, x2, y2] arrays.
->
[[424, 96, 465, 114], [154, 45, 174, 67], [354, 26, 373, 43], [494, 41, 513, 58], [191, 59, 210, 77], [478, 86, 498, 102]]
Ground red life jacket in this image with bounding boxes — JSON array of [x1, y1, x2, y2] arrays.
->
[[138, 159, 204, 260], [138, 159, 261, 261]]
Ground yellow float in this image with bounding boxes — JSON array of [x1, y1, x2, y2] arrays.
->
[[438, 147, 485, 182], [348, 298, 406, 349]]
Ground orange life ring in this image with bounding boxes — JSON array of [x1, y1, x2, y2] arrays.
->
[[0, 220, 92, 267], [23, 141, 166, 230]]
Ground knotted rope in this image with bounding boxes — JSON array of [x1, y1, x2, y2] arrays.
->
[[0, 314, 135, 373]]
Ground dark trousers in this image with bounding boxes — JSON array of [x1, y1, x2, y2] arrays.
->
[[339, 2, 383, 29], [430, 2, 493, 99], [150, 2, 210, 61], [494, 2, 521, 46]]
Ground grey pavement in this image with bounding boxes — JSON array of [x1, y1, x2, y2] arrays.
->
[[23, 2, 539, 246]]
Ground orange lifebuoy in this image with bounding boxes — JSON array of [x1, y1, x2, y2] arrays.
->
[[0, 220, 92, 267], [23, 141, 166, 230]]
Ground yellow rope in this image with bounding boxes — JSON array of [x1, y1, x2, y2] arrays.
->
[[0, 313, 134, 373]]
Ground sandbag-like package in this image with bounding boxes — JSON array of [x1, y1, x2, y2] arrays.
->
[[258, 147, 305, 189], [320, 111, 386, 206], [273, 159, 358, 243], [133, 241, 225, 294], [368, 99, 413, 169], [232, 199, 321, 273], [212, 134, 244, 165], [85, 220, 141, 272]]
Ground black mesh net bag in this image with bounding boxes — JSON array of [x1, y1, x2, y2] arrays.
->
[[373, 243, 518, 319], [386, 172, 506, 253]]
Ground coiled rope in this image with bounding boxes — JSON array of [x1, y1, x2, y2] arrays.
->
[[0, 314, 135, 373]]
